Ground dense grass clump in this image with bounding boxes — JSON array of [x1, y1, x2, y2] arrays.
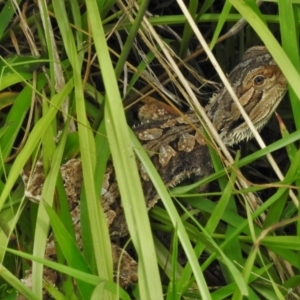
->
[[0, 1, 299, 299]]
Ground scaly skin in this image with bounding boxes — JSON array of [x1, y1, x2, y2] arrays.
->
[[21, 46, 288, 295]]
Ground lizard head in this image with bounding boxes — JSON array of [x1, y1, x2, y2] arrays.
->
[[205, 46, 288, 146]]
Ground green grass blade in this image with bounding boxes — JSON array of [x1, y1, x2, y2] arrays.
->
[[43, 202, 94, 298], [52, 1, 114, 295], [0, 79, 73, 215], [131, 131, 212, 299], [85, 1, 164, 299], [0, 264, 39, 300], [4, 248, 131, 300], [278, 1, 300, 130], [31, 120, 68, 297]]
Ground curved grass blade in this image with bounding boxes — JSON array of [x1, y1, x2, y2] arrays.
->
[[85, 1, 164, 299]]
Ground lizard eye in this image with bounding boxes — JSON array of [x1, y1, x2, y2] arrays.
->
[[253, 75, 265, 86]]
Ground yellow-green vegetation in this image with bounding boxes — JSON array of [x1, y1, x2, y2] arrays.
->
[[0, 1, 299, 299]]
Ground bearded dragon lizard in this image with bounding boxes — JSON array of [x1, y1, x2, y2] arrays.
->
[[21, 46, 287, 292]]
